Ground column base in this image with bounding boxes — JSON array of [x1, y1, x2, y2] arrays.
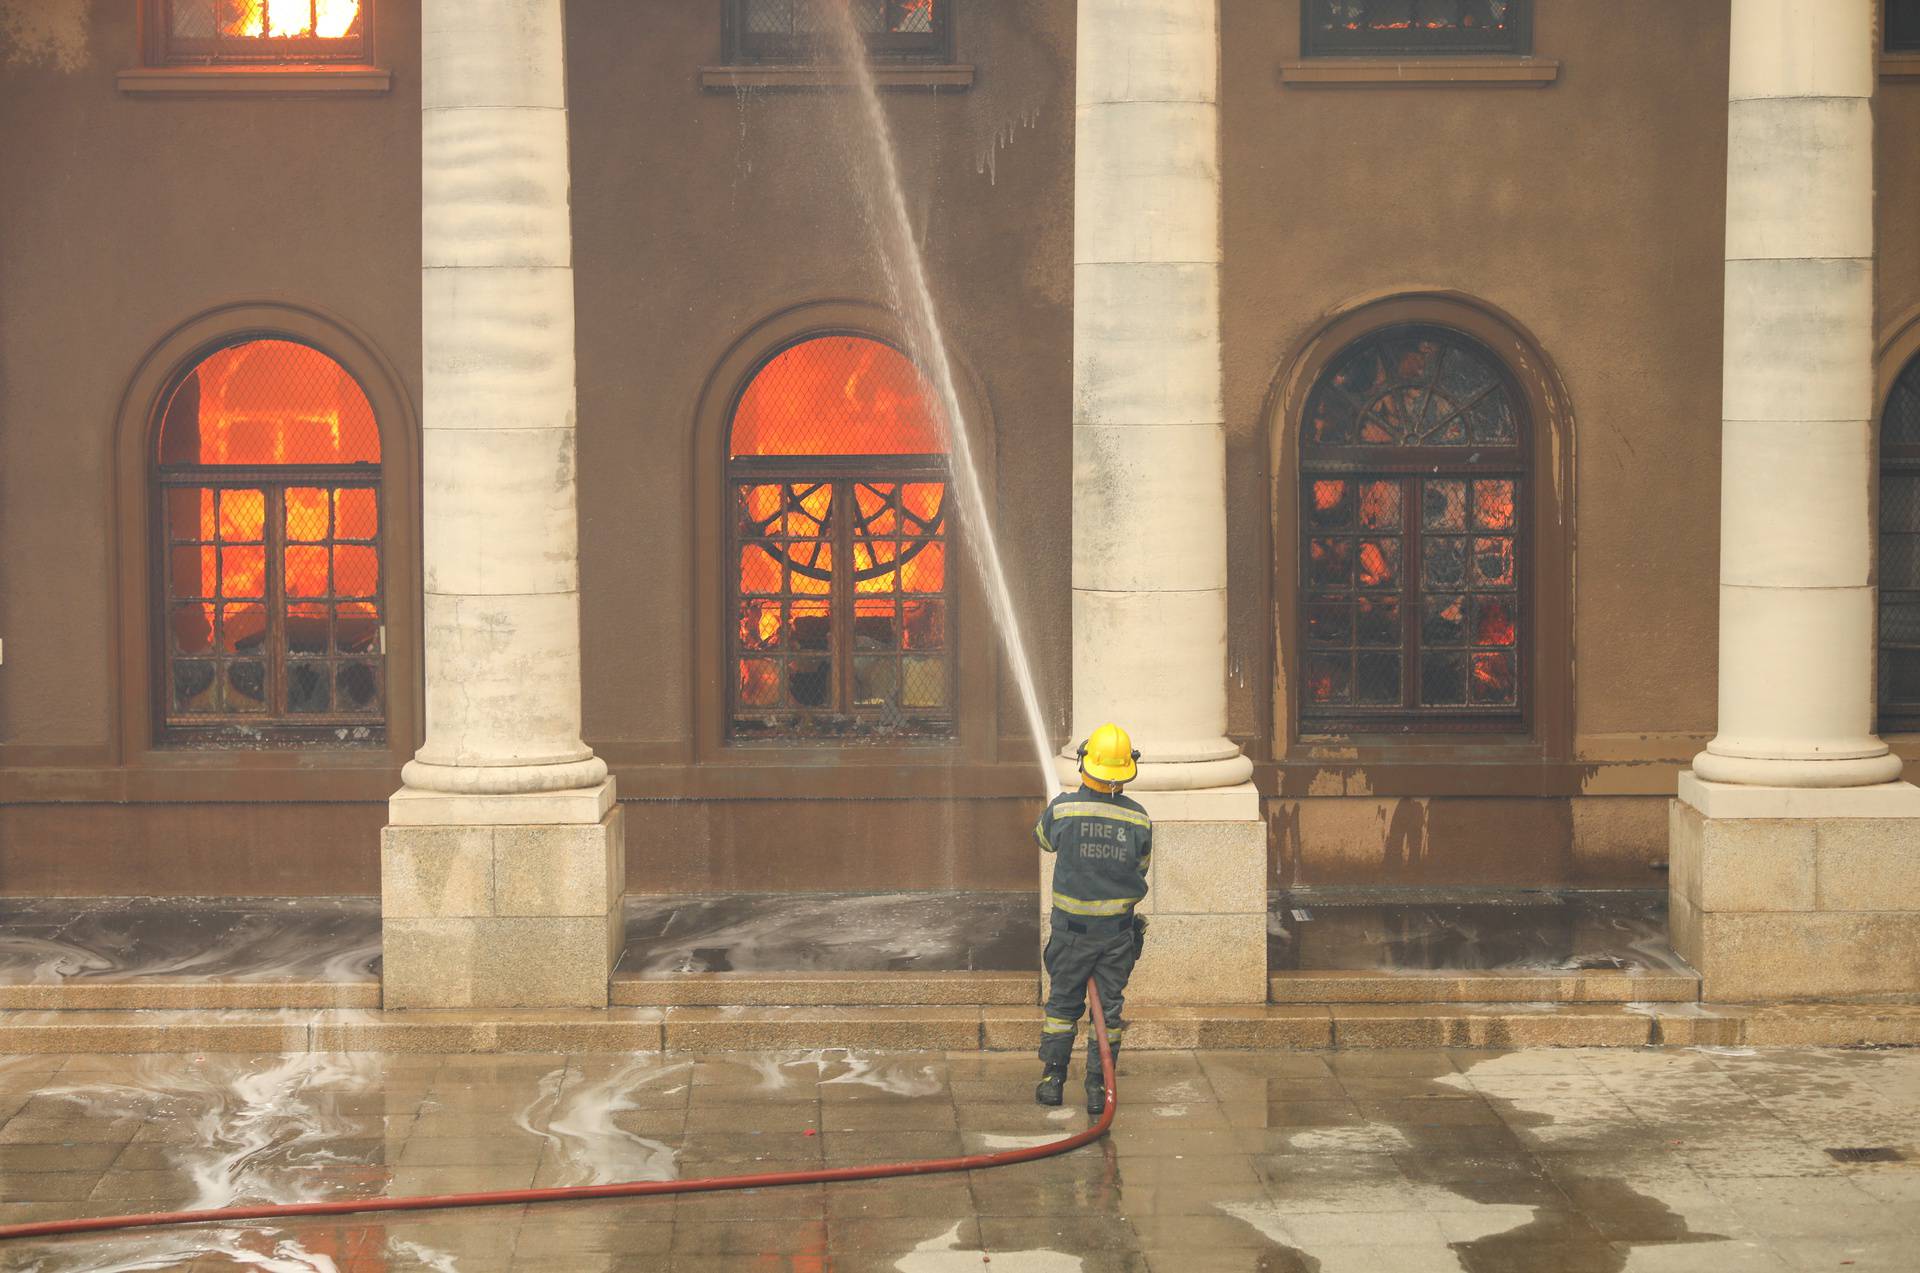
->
[[381, 779, 625, 1009], [1670, 773, 1920, 1001], [1041, 781, 1267, 1007]]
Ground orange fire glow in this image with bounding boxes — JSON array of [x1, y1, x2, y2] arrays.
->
[[731, 337, 945, 458], [162, 341, 381, 652], [221, 0, 362, 39]]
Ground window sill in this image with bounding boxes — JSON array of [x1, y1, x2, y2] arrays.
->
[[117, 65, 392, 96], [1279, 56, 1559, 88], [1882, 52, 1920, 80], [699, 63, 974, 92]]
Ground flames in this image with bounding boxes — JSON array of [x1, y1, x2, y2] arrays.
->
[[731, 337, 945, 459], [220, 0, 361, 39]]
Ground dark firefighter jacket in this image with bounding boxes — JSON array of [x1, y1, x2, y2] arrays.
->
[[1034, 785, 1153, 922]]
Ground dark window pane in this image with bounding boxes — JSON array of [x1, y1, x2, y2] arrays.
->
[[1471, 651, 1518, 705], [1308, 480, 1354, 529], [287, 603, 329, 655], [789, 658, 832, 708], [1890, 0, 1920, 52], [1420, 650, 1468, 706], [1468, 394, 1517, 444], [1355, 595, 1402, 647], [170, 0, 215, 38], [1422, 595, 1468, 647], [1423, 480, 1466, 531], [1884, 536, 1920, 588], [1356, 651, 1402, 706], [1882, 598, 1920, 645], [287, 662, 330, 714], [1305, 1, 1528, 60], [1886, 649, 1920, 704], [337, 662, 379, 712], [226, 661, 267, 711], [173, 660, 217, 712], [1358, 480, 1401, 530], [1305, 653, 1352, 705], [1882, 476, 1919, 533], [1888, 381, 1920, 446], [1309, 393, 1356, 446], [1309, 538, 1354, 587], [1422, 537, 1467, 589], [1307, 602, 1353, 647], [170, 546, 215, 597]]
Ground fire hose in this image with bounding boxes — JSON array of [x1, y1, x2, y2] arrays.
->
[[0, 977, 1116, 1245]]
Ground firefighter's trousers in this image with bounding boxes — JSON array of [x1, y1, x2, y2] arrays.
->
[[1038, 910, 1136, 1069]]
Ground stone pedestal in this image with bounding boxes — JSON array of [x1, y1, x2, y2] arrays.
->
[[382, 781, 624, 1009], [1672, 773, 1920, 1001], [1041, 783, 1268, 1006]]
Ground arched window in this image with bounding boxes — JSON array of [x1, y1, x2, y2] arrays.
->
[[727, 334, 954, 742], [1881, 356, 1920, 730], [1298, 325, 1526, 731], [154, 338, 385, 743]]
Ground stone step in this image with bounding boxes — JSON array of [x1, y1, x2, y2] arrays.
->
[[0, 980, 380, 1011], [610, 970, 1037, 1008], [2, 1000, 1916, 1054], [1268, 969, 1701, 1005]]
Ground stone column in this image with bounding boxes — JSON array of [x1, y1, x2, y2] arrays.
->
[[1055, 0, 1266, 1005], [1673, 0, 1920, 1001], [380, 0, 624, 1009]]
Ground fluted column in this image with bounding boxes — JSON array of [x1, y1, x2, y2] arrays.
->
[[381, 0, 621, 1010], [1693, 0, 1899, 789], [405, 0, 604, 797], [1068, 0, 1251, 793]]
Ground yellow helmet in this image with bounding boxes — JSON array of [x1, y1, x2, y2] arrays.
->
[[1077, 722, 1139, 785]]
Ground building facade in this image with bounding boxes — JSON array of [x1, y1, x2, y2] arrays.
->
[[2, 0, 1918, 1004]]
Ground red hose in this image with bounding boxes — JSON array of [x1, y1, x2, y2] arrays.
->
[[0, 977, 1117, 1244]]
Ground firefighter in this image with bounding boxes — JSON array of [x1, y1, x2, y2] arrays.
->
[[1033, 722, 1151, 1114]]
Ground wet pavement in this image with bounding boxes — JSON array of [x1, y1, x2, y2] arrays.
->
[[1271, 890, 1687, 977], [0, 1045, 1915, 1271]]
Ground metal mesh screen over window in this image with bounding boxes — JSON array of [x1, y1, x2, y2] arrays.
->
[[1890, 0, 1920, 52], [157, 1, 369, 64], [1300, 328, 1526, 732], [1303, 0, 1529, 55], [729, 0, 948, 62], [1882, 356, 1920, 728], [728, 336, 955, 743], [155, 339, 384, 743]]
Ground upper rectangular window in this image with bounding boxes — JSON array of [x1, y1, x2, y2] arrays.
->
[[1890, 0, 1920, 52], [727, 0, 951, 64], [1303, 0, 1531, 57], [152, 0, 370, 66]]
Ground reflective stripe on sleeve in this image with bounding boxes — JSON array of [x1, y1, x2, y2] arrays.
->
[[1051, 892, 1142, 917], [1051, 802, 1151, 828], [1034, 822, 1052, 851]]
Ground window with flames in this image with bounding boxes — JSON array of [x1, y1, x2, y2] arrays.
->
[[1303, 0, 1530, 56], [152, 1, 368, 65], [728, 0, 949, 63], [728, 336, 955, 743], [155, 339, 384, 743], [1881, 357, 1920, 730], [1299, 327, 1526, 732]]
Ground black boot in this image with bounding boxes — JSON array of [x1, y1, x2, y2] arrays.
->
[[1085, 1045, 1118, 1115], [1034, 1064, 1068, 1107]]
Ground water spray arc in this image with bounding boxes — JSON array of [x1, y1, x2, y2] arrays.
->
[[824, 8, 1060, 797]]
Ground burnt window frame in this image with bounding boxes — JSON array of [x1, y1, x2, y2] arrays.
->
[[144, 0, 374, 67], [151, 336, 388, 747], [1301, 0, 1532, 57], [724, 0, 953, 65], [725, 334, 960, 745], [1297, 324, 1531, 736], [1880, 356, 1920, 732]]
